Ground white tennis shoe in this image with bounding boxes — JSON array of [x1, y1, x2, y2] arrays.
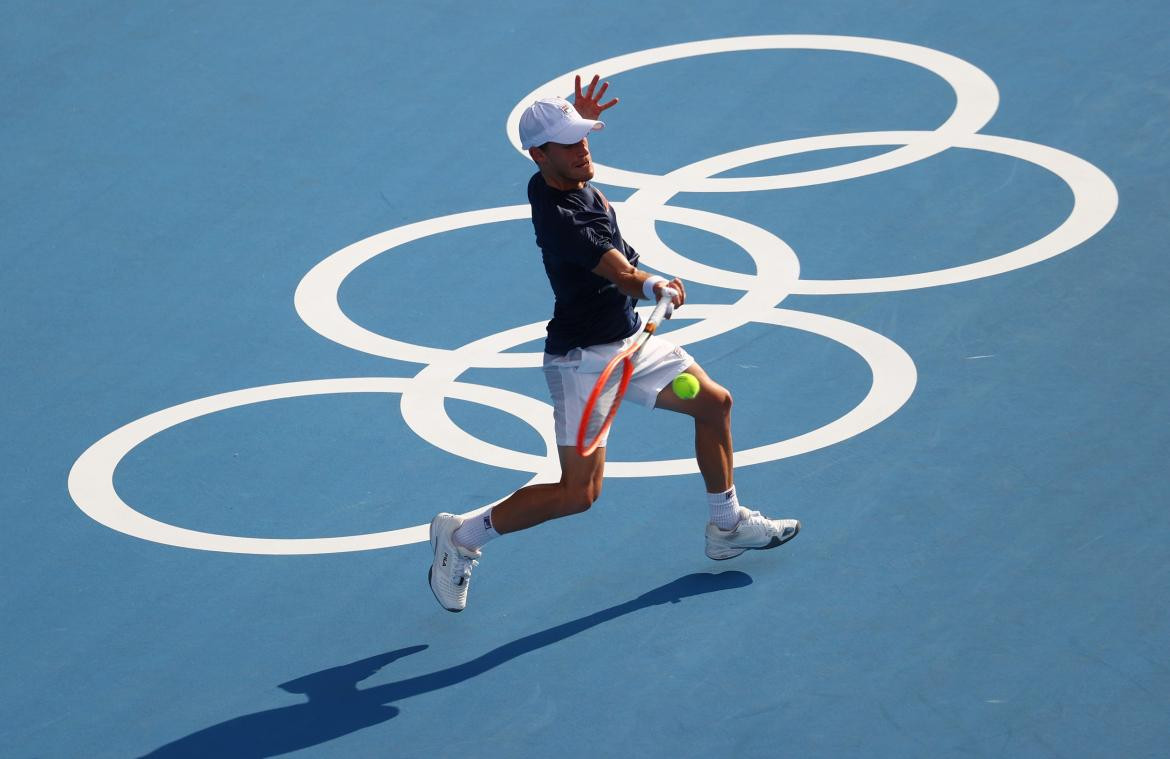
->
[[705, 508, 801, 560], [428, 513, 481, 612]]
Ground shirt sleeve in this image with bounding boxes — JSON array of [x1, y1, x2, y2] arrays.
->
[[554, 204, 615, 270]]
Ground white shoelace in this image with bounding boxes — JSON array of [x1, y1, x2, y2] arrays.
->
[[740, 509, 767, 527], [451, 553, 478, 582]]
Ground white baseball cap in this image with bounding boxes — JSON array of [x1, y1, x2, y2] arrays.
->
[[519, 97, 605, 149]]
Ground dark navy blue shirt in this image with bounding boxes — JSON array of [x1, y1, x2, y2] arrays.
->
[[527, 172, 640, 355]]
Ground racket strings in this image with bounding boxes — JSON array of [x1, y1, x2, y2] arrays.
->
[[582, 360, 630, 448]]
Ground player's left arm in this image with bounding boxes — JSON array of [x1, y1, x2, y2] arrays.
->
[[573, 74, 619, 119], [592, 248, 685, 307]]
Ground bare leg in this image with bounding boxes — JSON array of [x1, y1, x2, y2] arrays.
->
[[489, 445, 606, 534], [654, 362, 733, 493]]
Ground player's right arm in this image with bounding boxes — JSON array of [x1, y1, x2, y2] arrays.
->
[[592, 248, 685, 307]]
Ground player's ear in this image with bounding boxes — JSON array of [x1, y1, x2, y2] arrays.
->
[[528, 146, 546, 165]]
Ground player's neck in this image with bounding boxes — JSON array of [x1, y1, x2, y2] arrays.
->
[[540, 169, 586, 192]]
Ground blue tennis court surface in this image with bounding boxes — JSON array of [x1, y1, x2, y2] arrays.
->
[[4, 1, 1169, 756]]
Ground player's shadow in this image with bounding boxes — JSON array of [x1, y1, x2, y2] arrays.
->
[[143, 571, 752, 758]]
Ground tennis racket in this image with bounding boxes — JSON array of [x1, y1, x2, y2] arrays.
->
[[575, 290, 677, 456]]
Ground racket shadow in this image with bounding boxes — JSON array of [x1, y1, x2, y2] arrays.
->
[[142, 571, 753, 758]]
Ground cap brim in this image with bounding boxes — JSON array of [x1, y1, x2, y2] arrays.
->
[[544, 117, 604, 146]]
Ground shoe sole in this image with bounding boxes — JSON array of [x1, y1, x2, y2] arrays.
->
[[428, 515, 464, 613], [706, 521, 801, 561], [428, 567, 464, 613]]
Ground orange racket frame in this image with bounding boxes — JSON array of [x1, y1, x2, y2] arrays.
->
[[575, 292, 676, 456]]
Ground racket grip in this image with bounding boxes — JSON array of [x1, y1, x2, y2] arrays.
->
[[650, 289, 676, 324]]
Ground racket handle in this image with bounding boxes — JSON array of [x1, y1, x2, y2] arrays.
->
[[649, 289, 676, 326]]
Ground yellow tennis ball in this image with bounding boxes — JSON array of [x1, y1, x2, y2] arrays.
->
[[672, 372, 700, 399]]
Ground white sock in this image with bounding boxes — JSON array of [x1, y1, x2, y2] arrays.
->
[[707, 486, 741, 530], [454, 509, 498, 551]]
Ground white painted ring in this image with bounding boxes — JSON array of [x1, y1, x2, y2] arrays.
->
[[66, 37, 1116, 557], [64, 307, 915, 553], [506, 34, 999, 191], [294, 201, 800, 366], [66, 378, 548, 554], [621, 131, 1118, 295]]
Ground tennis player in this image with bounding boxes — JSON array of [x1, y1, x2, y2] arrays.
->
[[428, 76, 800, 612]]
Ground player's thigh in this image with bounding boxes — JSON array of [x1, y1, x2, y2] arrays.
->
[[653, 362, 731, 420], [557, 444, 605, 495]]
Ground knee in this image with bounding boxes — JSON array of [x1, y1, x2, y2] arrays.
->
[[562, 482, 601, 516], [699, 386, 732, 424]]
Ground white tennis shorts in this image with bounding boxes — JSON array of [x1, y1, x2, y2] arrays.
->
[[543, 333, 694, 448]]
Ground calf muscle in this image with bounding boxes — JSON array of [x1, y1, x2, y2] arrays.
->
[[489, 446, 605, 533]]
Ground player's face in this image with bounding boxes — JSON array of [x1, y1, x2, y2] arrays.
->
[[538, 138, 594, 187]]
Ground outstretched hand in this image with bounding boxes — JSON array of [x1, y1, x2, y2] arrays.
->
[[573, 74, 619, 120]]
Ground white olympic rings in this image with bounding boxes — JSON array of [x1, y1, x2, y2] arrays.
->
[[67, 35, 1116, 554], [506, 35, 1001, 192]]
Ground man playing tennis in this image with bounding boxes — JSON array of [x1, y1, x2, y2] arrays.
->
[[428, 76, 800, 612]]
